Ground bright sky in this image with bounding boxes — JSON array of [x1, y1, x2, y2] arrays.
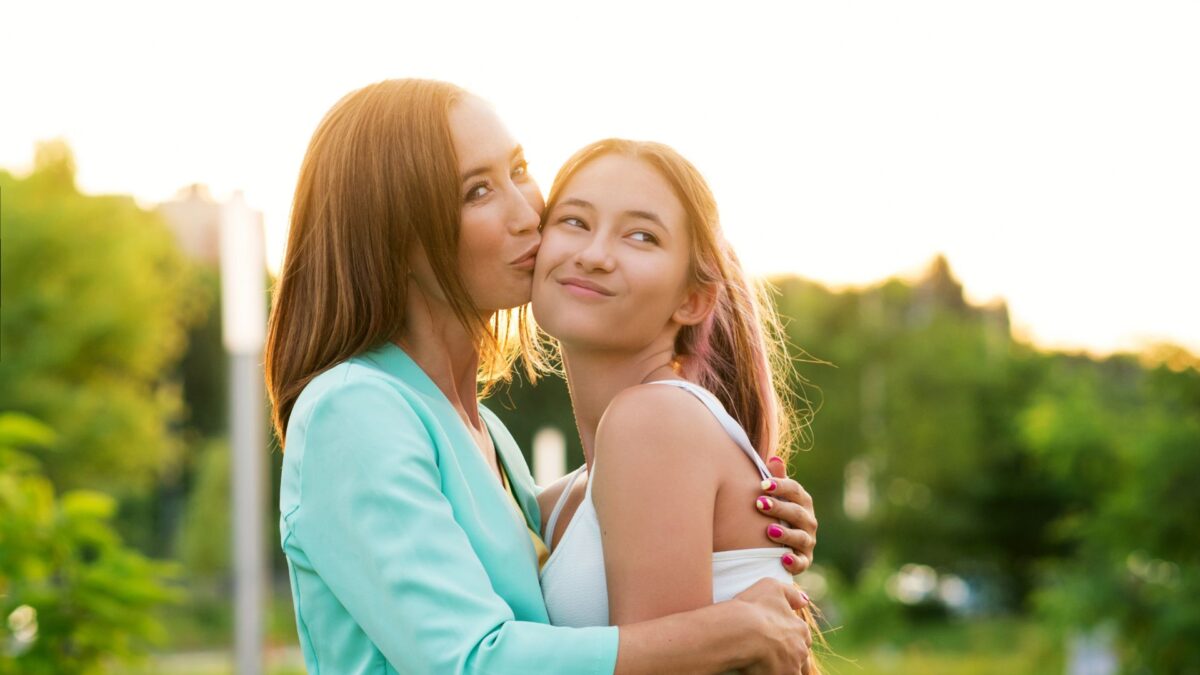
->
[[3, 1, 1197, 356]]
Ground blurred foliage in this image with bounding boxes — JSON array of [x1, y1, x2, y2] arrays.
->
[[4, 140, 1196, 669], [1029, 360, 1200, 674], [175, 268, 228, 440], [175, 439, 231, 580], [773, 259, 1068, 605], [0, 413, 181, 674], [0, 141, 207, 496], [490, 254, 1200, 672]]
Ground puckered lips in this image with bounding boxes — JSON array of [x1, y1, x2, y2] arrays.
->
[[510, 244, 539, 271]]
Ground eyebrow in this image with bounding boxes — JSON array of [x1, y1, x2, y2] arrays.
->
[[558, 198, 665, 229], [461, 145, 524, 183], [559, 198, 596, 211], [624, 210, 665, 229]]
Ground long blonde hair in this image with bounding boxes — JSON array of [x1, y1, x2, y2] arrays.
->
[[544, 139, 812, 461], [265, 79, 539, 446], [545, 139, 823, 672]]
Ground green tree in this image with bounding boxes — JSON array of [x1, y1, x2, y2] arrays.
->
[[1030, 354, 1200, 672], [775, 258, 1070, 611], [0, 141, 205, 494]]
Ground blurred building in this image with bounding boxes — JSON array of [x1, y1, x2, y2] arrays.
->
[[910, 255, 1012, 359], [157, 184, 221, 265]]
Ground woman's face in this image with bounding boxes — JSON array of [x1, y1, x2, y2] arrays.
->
[[443, 96, 544, 312], [533, 154, 701, 352]]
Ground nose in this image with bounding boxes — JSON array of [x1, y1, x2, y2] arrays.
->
[[506, 180, 541, 236], [576, 230, 615, 272]]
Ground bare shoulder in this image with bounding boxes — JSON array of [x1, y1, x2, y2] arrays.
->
[[594, 382, 732, 471]]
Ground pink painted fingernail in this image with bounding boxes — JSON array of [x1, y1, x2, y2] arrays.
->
[[769, 455, 785, 466], [782, 553, 796, 567], [767, 524, 784, 539], [802, 591, 811, 605], [761, 479, 778, 492], [756, 496, 772, 512]]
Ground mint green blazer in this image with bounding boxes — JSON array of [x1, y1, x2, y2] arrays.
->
[[279, 342, 618, 674]]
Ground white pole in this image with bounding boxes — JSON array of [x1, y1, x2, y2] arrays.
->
[[533, 427, 567, 486], [219, 191, 267, 675]]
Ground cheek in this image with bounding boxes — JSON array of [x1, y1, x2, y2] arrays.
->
[[459, 211, 504, 267], [632, 258, 691, 318], [534, 230, 571, 273]]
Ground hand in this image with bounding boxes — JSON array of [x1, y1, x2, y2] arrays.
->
[[758, 456, 818, 575], [733, 578, 812, 675]]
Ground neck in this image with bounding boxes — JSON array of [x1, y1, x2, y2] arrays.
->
[[561, 336, 680, 468], [395, 286, 486, 428]]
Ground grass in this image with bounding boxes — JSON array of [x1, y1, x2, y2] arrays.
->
[[819, 617, 1064, 675], [111, 648, 305, 675], [112, 600, 1062, 675]]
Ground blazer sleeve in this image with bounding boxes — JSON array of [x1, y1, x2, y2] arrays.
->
[[287, 375, 618, 674]]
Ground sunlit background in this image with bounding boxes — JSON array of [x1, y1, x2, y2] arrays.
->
[[3, 2, 1199, 674], [4, 0, 1198, 355]]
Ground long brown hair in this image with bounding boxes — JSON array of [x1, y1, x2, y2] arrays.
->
[[265, 79, 537, 446]]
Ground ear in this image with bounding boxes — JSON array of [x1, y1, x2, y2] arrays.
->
[[672, 281, 719, 327]]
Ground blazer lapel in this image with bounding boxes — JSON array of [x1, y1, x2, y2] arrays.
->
[[484, 408, 543, 535]]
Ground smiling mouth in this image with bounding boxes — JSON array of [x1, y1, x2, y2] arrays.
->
[[557, 276, 615, 297]]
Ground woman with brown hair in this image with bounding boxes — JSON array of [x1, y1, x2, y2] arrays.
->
[[268, 79, 817, 673]]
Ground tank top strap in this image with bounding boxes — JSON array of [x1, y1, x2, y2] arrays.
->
[[645, 380, 772, 480], [543, 465, 586, 550]]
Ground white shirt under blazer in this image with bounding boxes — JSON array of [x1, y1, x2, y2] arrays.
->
[[539, 379, 793, 628]]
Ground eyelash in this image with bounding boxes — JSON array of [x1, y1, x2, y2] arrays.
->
[[465, 183, 490, 202], [464, 160, 531, 203], [559, 217, 659, 245]]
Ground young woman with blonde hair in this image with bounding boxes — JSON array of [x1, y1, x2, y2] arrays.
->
[[267, 79, 818, 673], [534, 139, 823, 674]]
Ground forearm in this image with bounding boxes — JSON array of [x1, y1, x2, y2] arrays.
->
[[615, 601, 758, 675]]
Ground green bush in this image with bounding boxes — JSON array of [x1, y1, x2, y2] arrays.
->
[[0, 413, 181, 674]]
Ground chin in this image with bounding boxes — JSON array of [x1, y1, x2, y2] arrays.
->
[[544, 314, 615, 349], [476, 282, 534, 312]]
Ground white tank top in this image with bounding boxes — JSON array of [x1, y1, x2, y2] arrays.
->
[[539, 379, 792, 628]]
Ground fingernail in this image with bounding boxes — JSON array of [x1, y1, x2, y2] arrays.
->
[[769, 456, 785, 466], [802, 591, 811, 605], [761, 479, 777, 492], [782, 553, 796, 567], [767, 524, 784, 539], [756, 496, 772, 512]]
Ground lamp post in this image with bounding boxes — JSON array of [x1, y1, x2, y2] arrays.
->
[[219, 191, 267, 675]]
